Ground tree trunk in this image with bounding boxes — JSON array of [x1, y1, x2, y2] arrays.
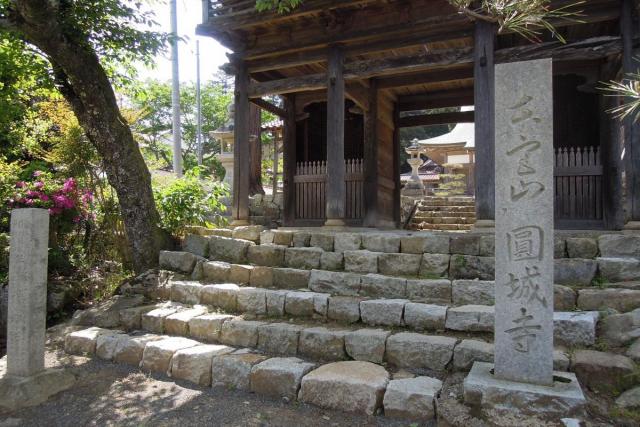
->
[[9, 0, 171, 273], [249, 103, 265, 195]]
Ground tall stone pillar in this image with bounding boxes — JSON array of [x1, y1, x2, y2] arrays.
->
[[325, 45, 346, 226]]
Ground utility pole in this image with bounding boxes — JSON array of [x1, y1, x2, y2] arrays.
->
[[196, 40, 203, 166], [170, 0, 183, 177]]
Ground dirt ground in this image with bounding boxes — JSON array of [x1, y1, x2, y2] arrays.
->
[[0, 326, 412, 427]]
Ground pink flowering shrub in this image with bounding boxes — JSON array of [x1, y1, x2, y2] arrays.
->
[[9, 171, 94, 227]]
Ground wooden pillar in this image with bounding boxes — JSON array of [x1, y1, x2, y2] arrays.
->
[[473, 20, 496, 229], [232, 61, 250, 225], [325, 45, 346, 226], [600, 68, 625, 230], [393, 103, 401, 227], [283, 95, 297, 226], [622, 0, 640, 229], [363, 79, 379, 227]]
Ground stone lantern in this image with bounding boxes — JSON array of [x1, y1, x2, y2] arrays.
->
[[210, 103, 235, 190], [403, 138, 425, 196]]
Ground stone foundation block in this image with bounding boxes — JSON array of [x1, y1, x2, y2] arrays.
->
[[327, 297, 362, 323], [170, 344, 234, 386], [479, 235, 495, 257], [188, 314, 234, 342], [406, 279, 452, 304], [453, 339, 494, 371], [566, 238, 598, 259], [284, 247, 322, 270], [385, 333, 457, 370], [211, 352, 270, 390], [320, 252, 344, 271], [293, 231, 311, 247], [260, 230, 275, 245], [449, 255, 494, 280], [232, 225, 263, 242], [284, 291, 328, 318], [113, 334, 162, 365], [141, 336, 199, 374], [201, 284, 239, 311], [183, 234, 209, 257], [418, 254, 451, 279], [359, 274, 406, 299], [599, 308, 640, 347], [554, 258, 598, 286], [334, 233, 362, 252], [170, 281, 203, 305], [401, 234, 450, 255], [577, 288, 640, 313], [273, 230, 294, 246], [403, 303, 447, 330], [597, 257, 640, 282], [378, 253, 422, 277], [257, 323, 303, 356], [344, 250, 379, 274], [598, 235, 640, 258], [248, 245, 286, 267], [237, 287, 267, 315], [159, 251, 198, 274], [452, 280, 494, 306], [309, 233, 334, 251], [119, 305, 156, 332], [554, 285, 577, 311], [298, 327, 348, 361], [362, 234, 400, 253], [360, 299, 407, 327], [141, 306, 181, 334], [219, 319, 265, 347], [208, 236, 254, 264], [164, 307, 208, 336], [571, 350, 636, 393], [202, 261, 231, 282], [553, 311, 599, 347], [95, 332, 127, 360], [463, 362, 586, 418], [229, 264, 252, 284], [250, 357, 316, 399], [250, 266, 273, 287], [445, 305, 495, 332], [299, 361, 389, 415], [266, 290, 288, 317], [309, 270, 361, 296], [450, 235, 480, 256], [273, 268, 310, 289], [345, 329, 390, 364], [383, 376, 442, 421]]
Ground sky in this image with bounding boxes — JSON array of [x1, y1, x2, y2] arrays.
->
[[136, 0, 231, 83]]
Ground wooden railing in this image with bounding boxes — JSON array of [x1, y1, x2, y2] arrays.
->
[[293, 159, 364, 221], [554, 146, 603, 227]]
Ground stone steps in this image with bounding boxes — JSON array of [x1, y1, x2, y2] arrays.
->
[[63, 327, 445, 420], [414, 223, 473, 231], [412, 216, 476, 225]]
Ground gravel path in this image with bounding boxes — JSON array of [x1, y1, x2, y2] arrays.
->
[[0, 326, 411, 427]]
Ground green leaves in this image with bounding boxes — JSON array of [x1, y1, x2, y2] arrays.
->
[[599, 73, 640, 122], [255, 0, 304, 14]]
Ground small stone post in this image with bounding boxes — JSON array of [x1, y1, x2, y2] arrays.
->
[[402, 140, 425, 196], [1, 208, 75, 411], [7, 208, 49, 377]]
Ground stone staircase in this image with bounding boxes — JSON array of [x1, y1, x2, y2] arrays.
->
[[410, 196, 476, 231], [64, 227, 640, 424]]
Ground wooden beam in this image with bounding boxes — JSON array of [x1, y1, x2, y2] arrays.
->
[[622, 0, 640, 225], [377, 67, 473, 89], [325, 45, 346, 225], [283, 95, 297, 226], [247, 36, 626, 98], [398, 89, 474, 111], [398, 111, 475, 128], [473, 20, 496, 224], [251, 98, 286, 118], [232, 61, 251, 224], [346, 81, 370, 112], [363, 79, 378, 227]]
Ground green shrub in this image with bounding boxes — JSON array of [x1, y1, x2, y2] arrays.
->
[[154, 167, 229, 236]]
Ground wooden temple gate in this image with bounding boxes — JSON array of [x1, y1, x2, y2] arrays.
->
[[294, 159, 364, 222], [554, 147, 604, 228]]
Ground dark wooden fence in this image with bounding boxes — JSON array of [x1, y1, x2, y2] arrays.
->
[[293, 159, 364, 222], [554, 146, 603, 228]]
